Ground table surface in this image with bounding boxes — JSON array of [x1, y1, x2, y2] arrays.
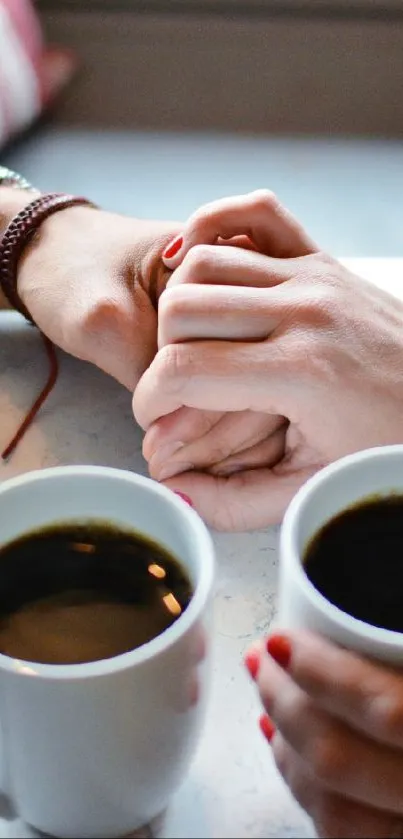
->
[[1, 257, 402, 839], [2, 127, 403, 838]]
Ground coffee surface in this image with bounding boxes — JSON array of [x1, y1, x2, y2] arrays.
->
[[0, 522, 192, 665], [304, 496, 403, 632]]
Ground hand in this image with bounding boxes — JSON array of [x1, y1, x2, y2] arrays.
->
[[152, 189, 316, 483], [136, 190, 316, 527], [248, 631, 403, 839], [134, 193, 403, 530], [145, 190, 315, 489], [13, 193, 180, 390]]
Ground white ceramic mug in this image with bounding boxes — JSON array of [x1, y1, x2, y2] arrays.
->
[[278, 445, 403, 666], [0, 465, 215, 838]]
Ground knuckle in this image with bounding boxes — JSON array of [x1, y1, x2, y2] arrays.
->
[[294, 285, 339, 329], [186, 201, 224, 237], [159, 287, 189, 323], [250, 188, 279, 212], [204, 443, 231, 465], [155, 344, 191, 390], [182, 244, 213, 279], [369, 692, 403, 741], [188, 201, 217, 226]]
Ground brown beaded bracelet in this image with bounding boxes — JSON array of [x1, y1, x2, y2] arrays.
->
[[0, 192, 95, 321], [0, 192, 96, 459]]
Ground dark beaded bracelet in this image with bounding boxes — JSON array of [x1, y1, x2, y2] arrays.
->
[[0, 192, 96, 459], [0, 192, 95, 322]]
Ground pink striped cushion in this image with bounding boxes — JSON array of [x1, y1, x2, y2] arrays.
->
[[0, 0, 76, 148]]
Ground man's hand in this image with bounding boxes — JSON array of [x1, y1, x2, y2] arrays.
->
[[136, 189, 316, 523], [134, 193, 403, 530]]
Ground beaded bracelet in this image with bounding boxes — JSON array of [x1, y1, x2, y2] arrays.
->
[[0, 192, 94, 321], [0, 192, 96, 459]]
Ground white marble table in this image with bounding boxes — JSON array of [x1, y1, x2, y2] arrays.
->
[[0, 258, 402, 838]]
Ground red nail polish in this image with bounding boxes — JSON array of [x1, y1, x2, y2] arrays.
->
[[174, 491, 193, 507], [163, 235, 183, 259], [266, 634, 292, 670], [244, 651, 260, 681], [259, 713, 276, 743]]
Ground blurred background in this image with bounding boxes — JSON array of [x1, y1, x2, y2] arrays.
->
[[4, 0, 403, 255]]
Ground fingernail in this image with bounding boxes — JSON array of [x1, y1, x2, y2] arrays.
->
[[266, 634, 292, 670], [163, 235, 183, 260], [244, 651, 260, 681], [259, 713, 276, 743], [174, 491, 194, 507]]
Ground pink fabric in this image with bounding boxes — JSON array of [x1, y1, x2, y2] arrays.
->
[[0, 0, 76, 149], [3, 0, 43, 68]]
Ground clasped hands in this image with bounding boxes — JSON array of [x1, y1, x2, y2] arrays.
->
[[134, 190, 403, 531], [16, 187, 403, 532]]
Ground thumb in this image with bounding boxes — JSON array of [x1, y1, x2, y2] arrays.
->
[[162, 465, 318, 531]]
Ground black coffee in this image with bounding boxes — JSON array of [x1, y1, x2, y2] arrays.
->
[[0, 522, 192, 665], [304, 495, 403, 632]]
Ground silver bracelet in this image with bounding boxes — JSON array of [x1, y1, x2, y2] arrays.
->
[[0, 166, 34, 191]]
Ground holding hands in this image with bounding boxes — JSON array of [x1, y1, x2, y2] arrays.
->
[[6, 183, 403, 532], [134, 190, 403, 530]]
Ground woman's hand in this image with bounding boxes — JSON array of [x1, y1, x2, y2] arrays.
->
[[247, 631, 403, 839], [134, 194, 403, 529], [6, 189, 180, 390]]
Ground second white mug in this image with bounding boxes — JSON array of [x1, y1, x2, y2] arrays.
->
[[278, 445, 403, 666]]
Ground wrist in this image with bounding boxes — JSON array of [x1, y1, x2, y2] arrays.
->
[[0, 187, 40, 310], [5, 199, 97, 318], [0, 186, 40, 237]]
